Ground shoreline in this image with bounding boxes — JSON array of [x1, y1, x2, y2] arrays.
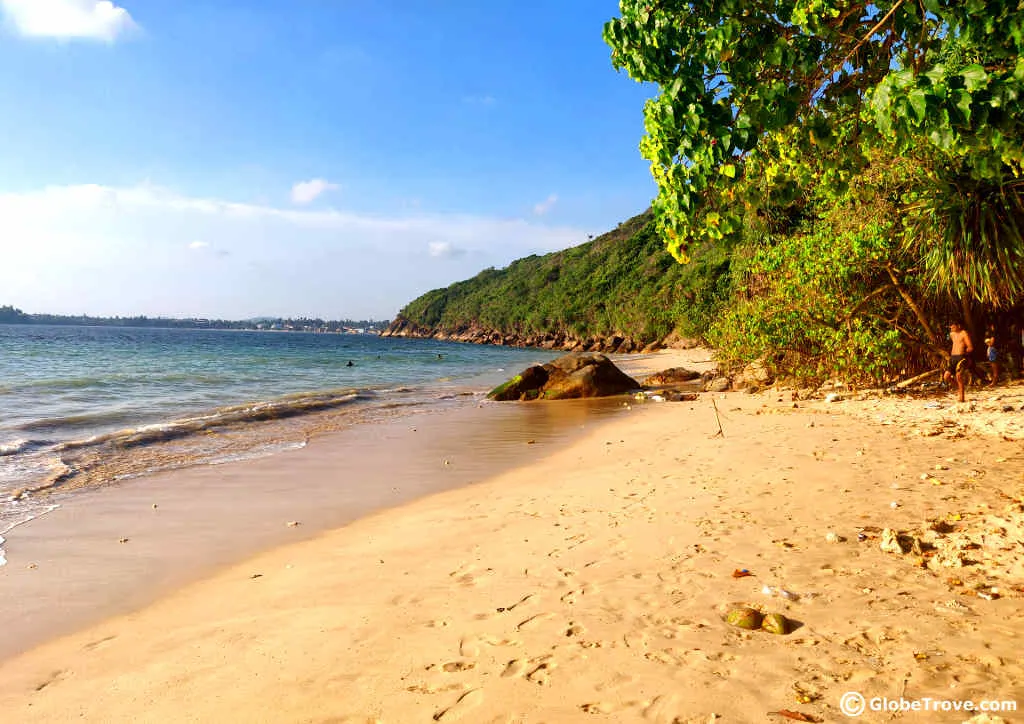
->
[[3, 352, 1022, 721], [0, 393, 642, 661], [0, 350, 700, 660]]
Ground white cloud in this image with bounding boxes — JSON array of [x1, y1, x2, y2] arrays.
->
[[290, 178, 339, 205], [0, 183, 587, 319], [533, 193, 558, 216], [1, 0, 138, 42], [427, 241, 465, 259]]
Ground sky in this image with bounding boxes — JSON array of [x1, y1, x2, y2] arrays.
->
[[0, 0, 656, 320]]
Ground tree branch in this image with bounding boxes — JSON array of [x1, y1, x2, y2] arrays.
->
[[810, 0, 906, 103], [886, 263, 940, 347]]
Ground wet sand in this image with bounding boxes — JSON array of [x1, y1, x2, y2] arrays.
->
[[0, 394, 638, 661]]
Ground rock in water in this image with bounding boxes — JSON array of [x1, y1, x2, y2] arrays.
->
[[487, 365, 549, 401], [725, 607, 763, 630], [487, 353, 639, 401]]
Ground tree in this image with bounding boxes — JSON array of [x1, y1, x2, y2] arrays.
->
[[0, 305, 29, 323], [603, 0, 1024, 283]]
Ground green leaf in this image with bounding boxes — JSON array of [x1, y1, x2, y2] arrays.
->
[[961, 64, 988, 92], [953, 89, 972, 122], [924, 65, 945, 86], [720, 163, 736, 178], [929, 126, 955, 150], [871, 81, 892, 113], [908, 89, 928, 123], [891, 69, 915, 89]]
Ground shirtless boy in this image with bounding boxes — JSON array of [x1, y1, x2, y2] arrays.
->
[[943, 321, 975, 402]]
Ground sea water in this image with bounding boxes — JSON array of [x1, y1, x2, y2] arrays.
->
[[0, 324, 556, 564]]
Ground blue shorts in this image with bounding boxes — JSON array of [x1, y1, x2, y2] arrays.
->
[[988, 347, 998, 362]]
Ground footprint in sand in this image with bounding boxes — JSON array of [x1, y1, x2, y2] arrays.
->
[[34, 669, 69, 692], [407, 683, 466, 695], [496, 594, 535, 613], [500, 655, 557, 685], [579, 701, 642, 715], [623, 630, 650, 651], [560, 582, 597, 604], [564, 622, 585, 638], [432, 689, 484, 721], [459, 635, 521, 657], [642, 693, 689, 722], [565, 534, 591, 550], [644, 648, 688, 666], [501, 659, 529, 678], [448, 564, 487, 587], [82, 634, 117, 651], [459, 637, 483, 657], [515, 612, 555, 632], [594, 671, 637, 692], [525, 659, 556, 686], [441, 661, 476, 673]]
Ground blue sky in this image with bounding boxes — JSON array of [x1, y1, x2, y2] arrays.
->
[[0, 1, 656, 319]]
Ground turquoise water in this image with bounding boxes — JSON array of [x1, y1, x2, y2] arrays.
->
[[0, 324, 556, 560]]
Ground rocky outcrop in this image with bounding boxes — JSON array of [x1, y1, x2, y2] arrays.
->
[[642, 367, 702, 386], [732, 360, 773, 391], [702, 375, 732, 392], [488, 353, 641, 401], [381, 316, 664, 354], [657, 331, 704, 350]]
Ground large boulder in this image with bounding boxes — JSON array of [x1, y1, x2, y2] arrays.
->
[[642, 367, 702, 387], [703, 376, 732, 393], [487, 364, 550, 401], [487, 353, 640, 401], [733, 360, 772, 390]]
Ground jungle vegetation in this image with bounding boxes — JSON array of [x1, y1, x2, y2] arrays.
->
[[600, 0, 1024, 382], [397, 210, 733, 346], [394, 2, 1024, 385]]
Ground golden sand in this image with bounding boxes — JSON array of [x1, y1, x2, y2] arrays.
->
[[1, 350, 1022, 723]]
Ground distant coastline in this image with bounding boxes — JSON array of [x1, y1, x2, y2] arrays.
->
[[0, 305, 389, 334]]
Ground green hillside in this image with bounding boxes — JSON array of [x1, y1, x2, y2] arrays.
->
[[388, 210, 731, 351]]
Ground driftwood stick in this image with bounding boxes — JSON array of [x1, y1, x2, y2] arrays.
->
[[711, 397, 724, 438], [894, 367, 941, 389]]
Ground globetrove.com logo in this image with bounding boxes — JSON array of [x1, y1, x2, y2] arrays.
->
[[840, 691, 1018, 717]]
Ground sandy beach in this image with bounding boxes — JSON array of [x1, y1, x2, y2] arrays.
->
[[1, 350, 1022, 723]]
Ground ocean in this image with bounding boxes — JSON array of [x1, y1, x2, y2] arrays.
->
[[0, 324, 557, 565]]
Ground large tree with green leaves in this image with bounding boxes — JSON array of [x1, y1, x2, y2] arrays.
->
[[604, 1, 1024, 308]]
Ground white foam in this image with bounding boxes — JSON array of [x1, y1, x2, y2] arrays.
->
[[0, 438, 30, 456], [207, 440, 307, 466], [0, 503, 61, 567], [134, 422, 179, 433], [0, 503, 61, 537]]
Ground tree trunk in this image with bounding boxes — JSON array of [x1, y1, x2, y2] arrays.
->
[[886, 264, 941, 350]]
